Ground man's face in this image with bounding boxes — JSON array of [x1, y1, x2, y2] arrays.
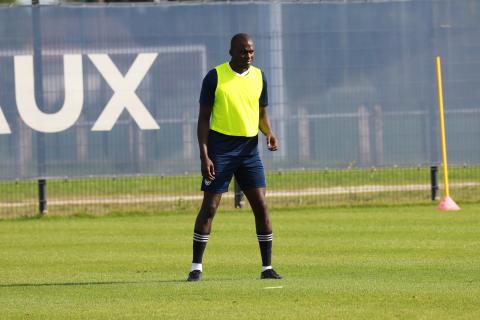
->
[[230, 38, 255, 69]]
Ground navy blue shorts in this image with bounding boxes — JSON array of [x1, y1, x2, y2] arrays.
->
[[201, 130, 266, 193]]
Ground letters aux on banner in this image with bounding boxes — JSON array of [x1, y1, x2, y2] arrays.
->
[[1, 54, 160, 134]]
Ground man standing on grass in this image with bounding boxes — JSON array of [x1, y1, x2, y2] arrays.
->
[[187, 33, 282, 281]]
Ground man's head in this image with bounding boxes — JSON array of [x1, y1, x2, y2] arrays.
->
[[229, 33, 255, 72]]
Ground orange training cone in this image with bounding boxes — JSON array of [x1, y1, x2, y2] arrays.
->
[[438, 196, 460, 211]]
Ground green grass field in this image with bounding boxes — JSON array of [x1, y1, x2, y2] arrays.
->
[[1, 204, 479, 319]]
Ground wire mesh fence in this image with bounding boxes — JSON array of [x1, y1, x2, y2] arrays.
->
[[1, 166, 479, 218], [0, 0, 479, 218]]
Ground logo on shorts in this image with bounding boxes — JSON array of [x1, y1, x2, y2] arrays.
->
[[204, 179, 212, 186]]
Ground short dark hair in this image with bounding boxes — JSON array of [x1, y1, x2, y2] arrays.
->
[[230, 33, 252, 50]]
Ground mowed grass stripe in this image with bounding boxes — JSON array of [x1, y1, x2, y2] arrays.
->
[[0, 205, 479, 319]]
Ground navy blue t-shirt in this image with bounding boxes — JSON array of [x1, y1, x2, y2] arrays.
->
[[199, 68, 269, 107]]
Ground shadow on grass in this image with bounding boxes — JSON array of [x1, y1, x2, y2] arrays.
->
[[0, 279, 186, 288], [0, 278, 250, 288]]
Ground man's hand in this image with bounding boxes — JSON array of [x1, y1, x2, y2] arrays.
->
[[266, 133, 278, 151], [201, 156, 215, 181]]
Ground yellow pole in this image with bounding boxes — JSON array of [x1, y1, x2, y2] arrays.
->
[[435, 56, 450, 197]]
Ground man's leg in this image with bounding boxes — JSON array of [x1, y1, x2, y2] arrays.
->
[[243, 188, 282, 279], [188, 192, 222, 281]]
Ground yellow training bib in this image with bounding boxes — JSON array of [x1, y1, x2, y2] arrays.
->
[[210, 62, 263, 137]]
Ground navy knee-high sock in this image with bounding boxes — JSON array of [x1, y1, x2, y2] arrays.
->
[[257, 233, 273, 268]]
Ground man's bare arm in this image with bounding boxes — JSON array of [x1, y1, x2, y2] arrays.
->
[[197, 104, 215, 180], [259, 106, 278, 151]]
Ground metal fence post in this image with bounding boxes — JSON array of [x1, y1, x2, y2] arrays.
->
[[373, 105, 384, 166], [298, 107, 310, 162], [32, 0, 46, 180], [234, 178, 244, 208], [430, 166, 439, 201], [358, 105, 371, 166], [183, 111, 194, 160], [38, 179, 47, 215]]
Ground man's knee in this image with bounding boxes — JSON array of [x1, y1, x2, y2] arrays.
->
[[200, 202, 218, 219], [251, 196, 268, 213], [200, 198, 219, 219], [199, 194, 221, 220]]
